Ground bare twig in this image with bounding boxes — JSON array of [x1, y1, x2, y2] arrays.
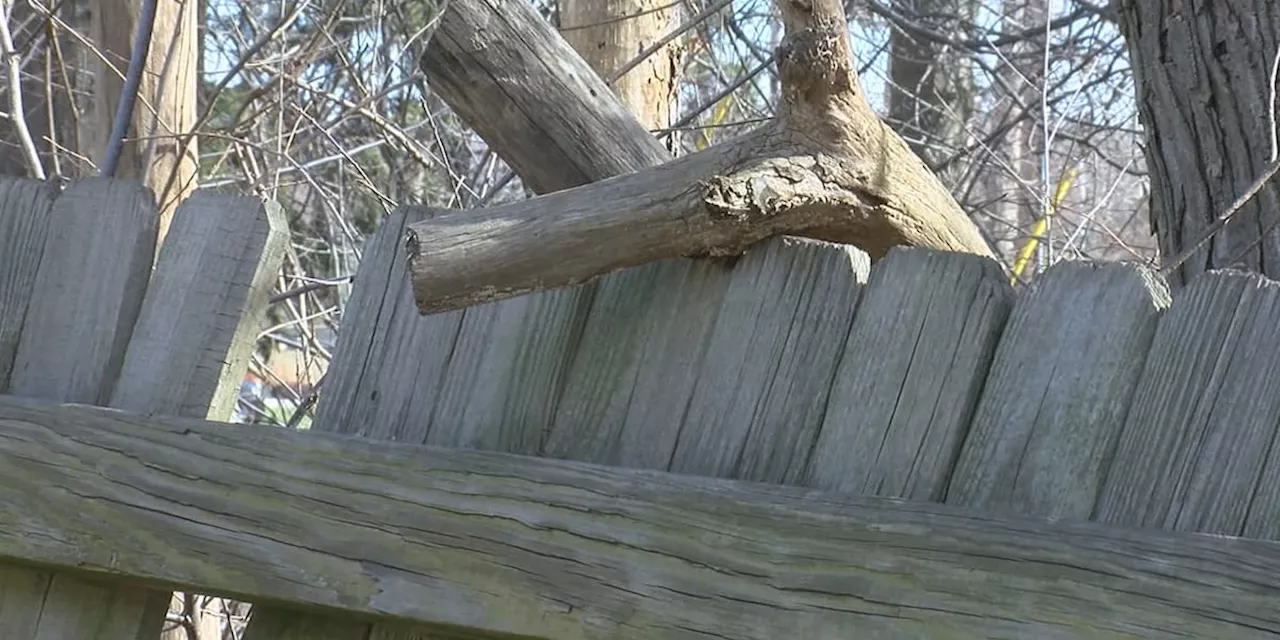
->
[[1269, 43, 1280, 162], [269, 275, 355, 304], [1161, 158, 1280, 274], [0, 0, 46, 179]]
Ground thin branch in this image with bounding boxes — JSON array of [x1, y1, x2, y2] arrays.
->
[[0, 0, 45, 179], [1161, 158, 1280, 274]]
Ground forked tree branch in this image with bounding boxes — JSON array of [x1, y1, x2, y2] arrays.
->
[[406, 0, 993, 315]]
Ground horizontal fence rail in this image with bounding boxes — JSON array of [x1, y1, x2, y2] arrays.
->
[[2, 396, 1279, 639]]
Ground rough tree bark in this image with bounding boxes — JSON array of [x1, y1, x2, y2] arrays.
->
[[406, 0, 993, 315], [91, 0, 198, 245], [1120, 0, 1280, 284], [559, 0, 677, 133]]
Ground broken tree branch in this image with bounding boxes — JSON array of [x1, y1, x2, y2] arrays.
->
[[407, 0, 993, 315]]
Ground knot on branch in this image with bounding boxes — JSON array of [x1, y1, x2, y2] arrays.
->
[[777, 26, 853, 107], [700, 157, 881, 228], [702, 164, 813, 225]]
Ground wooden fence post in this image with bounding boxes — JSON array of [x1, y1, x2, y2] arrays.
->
[[0, 178, 165, 640], [0, 177, 57, 389], [1098, 271, 1280, 537], [947, 261, 1170, 518], [0, 182, 288, 640], [111, 191, 287, 420], [804, 247, 1014, 499], [8, 178, 156, 404]]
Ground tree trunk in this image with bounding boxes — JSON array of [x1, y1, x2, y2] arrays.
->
[[559, 0, 678, 132], [886, 0, 976, 175], [1120, 0, 1280, 285], [90, 0, 199, 246], [986, 0, 1046, 265]]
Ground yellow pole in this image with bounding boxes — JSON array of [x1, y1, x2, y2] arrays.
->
[[1011, 168, 1077, 284]]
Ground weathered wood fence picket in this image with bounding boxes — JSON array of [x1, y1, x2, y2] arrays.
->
[[2, 173, 1280, 639], [4, 0, 1280, 637]]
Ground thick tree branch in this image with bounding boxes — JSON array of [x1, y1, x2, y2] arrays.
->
[[409, 0, 993, 315]]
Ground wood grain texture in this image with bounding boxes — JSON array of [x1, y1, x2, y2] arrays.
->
[[544, 236, 872, 478], [1097, 270, 1280, 538], [947, 260, 1171, 518], [133, 192, 284, 640], [542, 256, 739, 467], [22, 574, 169, 639], [405, 135, 995, 315], [1, 178, 168, 639], [560, 0, 677, 132], [665, 237, 872, 483], [111, 192, 288, 421], [420, 0, 671, 195], [8, 178, 157, 405], [253, 0, 682, 632], [310, 207, 582, 455], [309, 206, 451, 440], [0, 177, 57, 390], [316, 0, 680, 450], [403, 140, 756, 314], [247, 612, 481, 640], [804, 247, 1014, 499], [2, 396, 1279, 639]]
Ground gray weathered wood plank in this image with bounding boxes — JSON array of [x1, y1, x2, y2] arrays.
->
[[1097, 270, 1280, 537], [0, 177, 166, 640], [947, 260, 1171, 518], [0, 177, 57, 391], [8, 178, 157, 404], [22, 574, 170, 639], [108, 192, 288, 640], [250, 0, 682, 630], [310, 207, 583, 454], [804, 247, 1014, 499], [544, 237, 872, 480], [111, 192, 288, 421], [421, 288, 587, 453], [2, 396, 1279, 639], [0, 565, 45, 637], [541, 255, 738, 467], [309, 206, 457, 441], [665, 237, 872, 483], [245, 613, 476, 640]]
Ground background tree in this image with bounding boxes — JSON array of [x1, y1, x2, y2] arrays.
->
[[1119, 1, 1280, 285], [92, 0, 198, 243], [559, 0, 678, 133]]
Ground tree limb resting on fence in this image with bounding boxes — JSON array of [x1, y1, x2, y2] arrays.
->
[[406, 0, 992, 315], [0, 395, 1277, 639]]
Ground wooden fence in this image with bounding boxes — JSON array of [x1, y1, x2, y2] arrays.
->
[[2, 175, 1280, 638]]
